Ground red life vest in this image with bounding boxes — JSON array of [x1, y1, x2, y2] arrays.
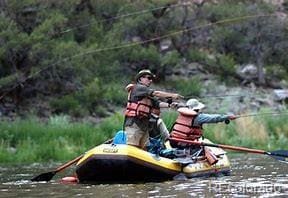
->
[[124, 84, 160, 118], [170, 108, 203, 141]]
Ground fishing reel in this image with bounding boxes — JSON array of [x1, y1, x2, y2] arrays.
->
[[225, 119, 230, 124]]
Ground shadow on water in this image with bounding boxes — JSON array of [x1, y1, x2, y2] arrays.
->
[[1, 154, 287, 197]]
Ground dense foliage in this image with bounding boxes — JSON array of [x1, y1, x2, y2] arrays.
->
[[0, 114, 123, 162], [0, 110, 287, 163], [1, 0, 288, 118], [1, 1, 288, 162]]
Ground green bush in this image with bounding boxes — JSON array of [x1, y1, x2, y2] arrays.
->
[[0, 114, 124, 163], [212, 27, 245, 59], [215, 54, 237, 82], [266, 64, 288, 80], [104, 83, 127, 105], [0, 15, 30, 77], [162, 111, 178, 131], [50, 95, 80, 114], [1, 108, 288, 163], [0, 73, 19, 87], [125, 45, 161, 67], [1, 0, 288, 125], [203, 1, 248, 22], [167, 78, 202, 97], [186, 49, 207, 63], [161, 50, 181, 67]]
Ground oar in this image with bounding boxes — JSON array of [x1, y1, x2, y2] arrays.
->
[[169, 138, 288, 163], [31, 138, 114, 182], [31, 154, 83, 182]]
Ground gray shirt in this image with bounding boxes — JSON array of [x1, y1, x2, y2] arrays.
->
[[124, 83, 160, 131], [193, 113, 229, 127], [128, 83, 160, 107]]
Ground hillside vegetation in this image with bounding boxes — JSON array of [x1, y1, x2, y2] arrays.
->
[[1, 0, 288, 118], [0, 0, 288, 162]]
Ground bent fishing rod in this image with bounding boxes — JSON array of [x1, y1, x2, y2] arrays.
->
[[183, 92, 282, 99], [184, 94, 244, 99], [235, 111, 288, 118], [223, 111, 288, 124]]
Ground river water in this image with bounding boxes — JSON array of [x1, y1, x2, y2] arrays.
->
[[0, 154, 287, 198]]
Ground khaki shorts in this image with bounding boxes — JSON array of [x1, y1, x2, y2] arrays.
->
[[125, 123, 149, 149]]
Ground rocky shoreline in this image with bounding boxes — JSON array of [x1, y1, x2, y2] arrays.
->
[[0, 65, 287, 123], [169, 63, 288, 114]]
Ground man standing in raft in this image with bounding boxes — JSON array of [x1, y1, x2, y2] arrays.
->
[[124, 69, 183, 149]]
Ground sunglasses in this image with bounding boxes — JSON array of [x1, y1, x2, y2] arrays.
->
[[143, 76, 153, 80]]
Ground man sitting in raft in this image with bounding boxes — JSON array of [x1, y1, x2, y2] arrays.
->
[[169, 99, 237, 164]]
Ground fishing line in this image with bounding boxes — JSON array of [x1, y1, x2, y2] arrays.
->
[[60, 3, 181, 34], [236, 111, 288, 118], [57, 14, 277, 55], [185, 92, 277, 100], [0, 13, 277, 100], [184, 94, 244, 100]]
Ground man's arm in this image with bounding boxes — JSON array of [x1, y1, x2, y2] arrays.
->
[[194, 113, 230, 126], [152, 90, 183, 100]]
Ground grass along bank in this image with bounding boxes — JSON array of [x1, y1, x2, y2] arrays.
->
[[1, 109, 288, 163], [0, 113, 124, 163], [204, 110, 288, 151]]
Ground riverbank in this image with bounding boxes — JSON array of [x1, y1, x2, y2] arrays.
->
[[0, 113, 123, 163], [1, 108, 287, 163]]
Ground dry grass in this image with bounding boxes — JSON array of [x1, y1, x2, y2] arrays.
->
[[204, 124, 227, 142], [274, 123, 288, 138], [234, 117, 268, 144]]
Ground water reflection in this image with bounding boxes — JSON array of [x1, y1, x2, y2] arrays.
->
[[0, 154, 287, 197]]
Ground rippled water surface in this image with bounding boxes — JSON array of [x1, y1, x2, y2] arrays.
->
[[1, 154, 287, 197]]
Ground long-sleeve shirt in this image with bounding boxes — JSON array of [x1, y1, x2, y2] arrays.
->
[[193, 113, 229, 127], [124, 83, 160, 131]]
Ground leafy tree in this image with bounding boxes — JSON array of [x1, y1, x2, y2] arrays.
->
[[1, 0, 288, 118], [209, 2, 287, 85], [0, 15, 30, 86]]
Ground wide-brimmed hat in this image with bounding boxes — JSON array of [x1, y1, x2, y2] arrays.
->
[[186, 99, 205, 110], [135, 69, 155, 82]]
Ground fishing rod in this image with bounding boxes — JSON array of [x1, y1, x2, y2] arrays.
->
[[235, 111, 288, 118], [184, 92, 280, 99], [224, 111, 288, 124], [184, 94, 244, 99]]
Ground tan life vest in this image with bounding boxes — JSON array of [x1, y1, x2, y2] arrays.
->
[[124, 84, 160, 118], [170, 107, 203, 141]]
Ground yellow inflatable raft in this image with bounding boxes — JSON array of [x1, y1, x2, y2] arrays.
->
[[75, 139, 231, 183]]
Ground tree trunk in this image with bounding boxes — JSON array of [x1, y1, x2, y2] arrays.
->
[[256, 54, 266, 85], [254, 30, 266, 85]]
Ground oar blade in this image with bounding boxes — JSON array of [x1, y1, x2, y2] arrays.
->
[[269, 150, 288, 163], [31, 171, 56, 182]]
